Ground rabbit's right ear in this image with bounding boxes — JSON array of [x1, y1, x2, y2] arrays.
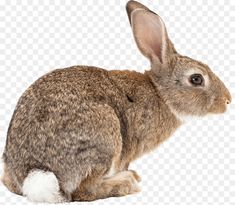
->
[[127, 1, 176, 66]]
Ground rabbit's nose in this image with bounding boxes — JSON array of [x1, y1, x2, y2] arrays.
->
[[223, 86, 232, 105], [225, 93, 232, 105], [226, 99, 231, 105]]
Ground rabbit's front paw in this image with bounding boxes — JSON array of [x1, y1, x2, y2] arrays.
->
[[129, 170, 141, 182], [113, 170, 141, 195]]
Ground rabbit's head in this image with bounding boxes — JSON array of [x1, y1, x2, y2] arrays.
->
[[127, 1, 231, 118]]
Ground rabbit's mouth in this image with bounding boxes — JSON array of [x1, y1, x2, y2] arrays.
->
[[208, 98, 230, 114]]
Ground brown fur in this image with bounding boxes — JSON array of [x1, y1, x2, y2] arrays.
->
[[72, 170, 141, 201], [1, 0, 231, 202], [1, 164, 21, 195]]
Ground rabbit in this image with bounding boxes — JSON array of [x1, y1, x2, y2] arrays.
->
[[1, 0, 231, 203]]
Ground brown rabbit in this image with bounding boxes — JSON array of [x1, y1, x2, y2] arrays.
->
[[1, 0, 231, 203]]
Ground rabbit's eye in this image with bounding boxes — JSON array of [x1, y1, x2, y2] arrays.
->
[[189, 74, 204, 86]]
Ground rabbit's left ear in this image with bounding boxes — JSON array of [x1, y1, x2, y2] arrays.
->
[[127, 2, 176, 66]]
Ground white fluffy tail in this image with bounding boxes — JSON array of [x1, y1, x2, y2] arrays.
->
[[22, 169, 66, 203]]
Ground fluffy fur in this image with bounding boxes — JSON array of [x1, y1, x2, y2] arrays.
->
[[22, 170, 66, 203], [1, 0, 231, 203]]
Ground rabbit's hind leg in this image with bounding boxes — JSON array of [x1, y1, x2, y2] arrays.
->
[[72, 170, 141, 201], [1, 162, 21, 195]]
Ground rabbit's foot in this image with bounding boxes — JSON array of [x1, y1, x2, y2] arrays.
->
[[129, 170, 141, 182], [72, 170, 141, 201], [108, 170, 141, 196]]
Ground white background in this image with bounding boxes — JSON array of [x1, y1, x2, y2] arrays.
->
[[0, 0, 234, 204]]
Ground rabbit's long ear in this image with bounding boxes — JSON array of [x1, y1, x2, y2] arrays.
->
[[128, 4, 176, 65]]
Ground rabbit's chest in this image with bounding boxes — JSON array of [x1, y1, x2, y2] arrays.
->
[[120, 99, 181, 164]]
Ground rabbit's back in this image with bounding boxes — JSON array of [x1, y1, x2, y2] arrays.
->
[[32, 66, 120, 101]]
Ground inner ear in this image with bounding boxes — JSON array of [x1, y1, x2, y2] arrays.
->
[[131, 10, 166, 64]]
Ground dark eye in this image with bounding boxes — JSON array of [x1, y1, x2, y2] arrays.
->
[[189, 74, 204, 86]]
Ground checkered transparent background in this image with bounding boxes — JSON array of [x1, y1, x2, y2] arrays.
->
[[0, 0, 234, 204]]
